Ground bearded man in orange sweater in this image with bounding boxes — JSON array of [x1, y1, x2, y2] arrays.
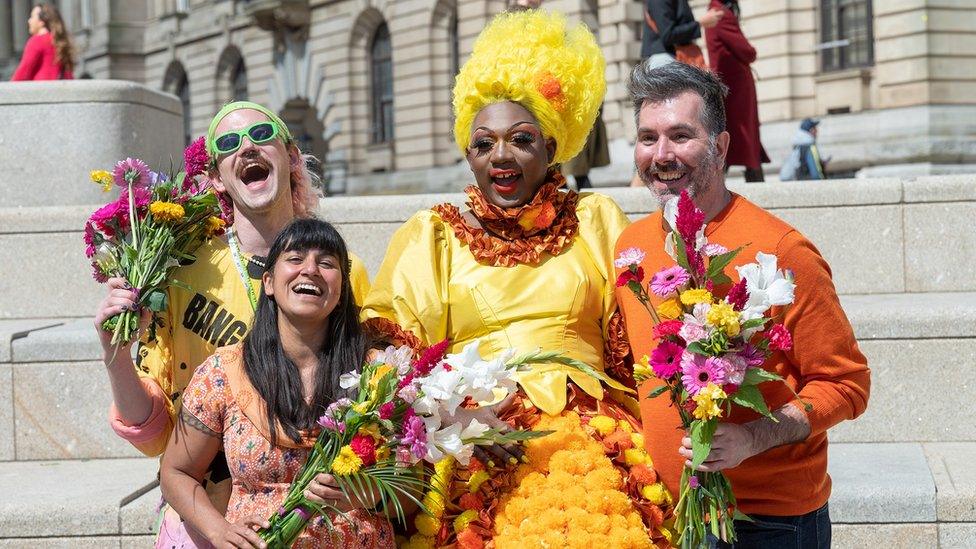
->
[[615, 62, 870, 548]]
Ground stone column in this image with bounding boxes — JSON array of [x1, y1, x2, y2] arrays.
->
[[599, 0, 643, 144], [11, 0, 29, 54], [0, 1, 12, 61]]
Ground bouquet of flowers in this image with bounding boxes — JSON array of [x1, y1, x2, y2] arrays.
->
[[616, 190, 809, 548], [86, 138, 224, 345], [259, 339, 630, 547]]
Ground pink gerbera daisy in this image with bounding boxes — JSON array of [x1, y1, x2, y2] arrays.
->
[[112, 157, 151, 188], [650, 341, 684, 378], [649, 266, 690, 297], [681, 353, 726, 395]]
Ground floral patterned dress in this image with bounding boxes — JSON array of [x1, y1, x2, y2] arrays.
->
[[181, 345, 395, 549]]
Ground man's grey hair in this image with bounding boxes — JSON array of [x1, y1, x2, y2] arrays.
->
[[628, 62, 729, 139]]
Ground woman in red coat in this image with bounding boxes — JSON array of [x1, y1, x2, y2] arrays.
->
[[705, 0, 768, 181], [11, 3, 75, 81]]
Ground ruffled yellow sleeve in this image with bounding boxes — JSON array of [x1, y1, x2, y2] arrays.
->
[[348, 252, 371, 307], [360, 210, 450, 347]]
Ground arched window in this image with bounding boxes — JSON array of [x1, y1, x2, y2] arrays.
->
[[232, 57, 248, 101], [163, 61, 191, 145], [369, 23, 393, 144]]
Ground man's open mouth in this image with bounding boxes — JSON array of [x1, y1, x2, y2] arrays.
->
[[238, 159, 271, 185]]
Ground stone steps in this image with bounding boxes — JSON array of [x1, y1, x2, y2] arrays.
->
[[1, 175, 973, 319], [1, 292, 973, 462], [0, 442, 971, 547]]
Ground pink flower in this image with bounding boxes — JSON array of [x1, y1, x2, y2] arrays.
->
[[653, 320, 684, 340], [112, 158, 151, 188], [650, 341, 684, 378], [717, 355, 747, 385], [379, 401, 395, 420], [767, 324, 793, 352], [616, 266, 644, 288], [91, 263, 108, 283], [722, 383, 740, 395], [396, 445, 414, 467], [681, 353, 726, 395], [83, 225, 96, 258], [675, 190, 705, 246], [738, 344, 766, 367], [614, 247, 646, 269], [726, 279, 749, 311], [649, 266, 690, 297], [414, 339, 450, 376], [688, 475, 700, 489], [183, 137, 209, 178], [688, 249, 705, 278], [401, 415, 427, 459]]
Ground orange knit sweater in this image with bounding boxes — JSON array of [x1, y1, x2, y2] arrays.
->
[[614, 193, 870, 516]]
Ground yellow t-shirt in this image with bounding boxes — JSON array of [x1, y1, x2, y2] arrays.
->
[[361, 192, 630, 415], [132, 237, 371, 457]]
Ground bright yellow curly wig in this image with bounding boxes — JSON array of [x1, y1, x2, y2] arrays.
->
[[452, 10, 606, 165]]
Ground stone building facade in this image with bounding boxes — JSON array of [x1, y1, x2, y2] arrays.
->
[[1, 0, 974, 193]]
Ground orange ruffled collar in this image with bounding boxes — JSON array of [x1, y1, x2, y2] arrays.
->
[[432, 172, 580, 267]]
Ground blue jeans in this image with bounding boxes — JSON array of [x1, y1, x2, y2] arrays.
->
[[713, 503, 831, 549]]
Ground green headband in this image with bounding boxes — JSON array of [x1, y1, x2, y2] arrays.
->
[[206, 101, 293, 157]]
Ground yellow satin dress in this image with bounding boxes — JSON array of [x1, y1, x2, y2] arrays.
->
[[361, 192, 627, 415]]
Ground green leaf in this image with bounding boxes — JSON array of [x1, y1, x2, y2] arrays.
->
[[741, 367, 783, 387], [146, 289, 168, 312], [646, 385, 669, 399], [741, 317, 768, 330], [626, 280, 642, 295], [729, 385, 773, 418], [686, 341, 710, 356], [673, 233, 691, 272], [706, 247, 744, 280], [690, 419, 717, 468], [710, 272, 732, 286]]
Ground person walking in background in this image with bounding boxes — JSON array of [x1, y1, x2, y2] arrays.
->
[[562, 108, 610, 189], [642, 0, 724, 70], [780, 118, 828, 181], [705, 0, 769, 182], [11, 3, 74, 81]]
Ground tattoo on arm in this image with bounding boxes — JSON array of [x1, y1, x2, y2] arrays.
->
[[180, 408, 220, 438]]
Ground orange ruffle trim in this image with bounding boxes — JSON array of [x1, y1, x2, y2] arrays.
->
[[362, 317, 424, 353], [431, 172, 580, 268], [603, 309, 636, 389]]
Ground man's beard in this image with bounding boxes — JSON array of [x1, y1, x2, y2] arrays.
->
[[639, 143, 720, 206]]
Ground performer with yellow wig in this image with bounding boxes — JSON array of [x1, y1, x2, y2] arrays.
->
[[362, 10, 672, 548]]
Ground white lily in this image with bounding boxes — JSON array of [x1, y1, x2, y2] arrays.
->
[[415, 363, 465, 417], [736, 252, 796, 327]]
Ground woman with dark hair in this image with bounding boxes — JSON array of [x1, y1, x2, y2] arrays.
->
[[12, 3, 75, 81], [705, 0, 769, 181], [160, 218, 393, 548]]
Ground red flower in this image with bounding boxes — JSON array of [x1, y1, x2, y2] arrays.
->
[[349, 434, 377, 466], [767, 324, 793, 352], [183, 136, 209, 179], [459, 492, 484, 511], [378, 402, 395, 420], [722, 383, 739, 395], [676, 190, 705, 245], [414, 339, 450, 376], [652, 320, 683, 340], [616, 266, 644, 288], [726, 279, 749, 311]]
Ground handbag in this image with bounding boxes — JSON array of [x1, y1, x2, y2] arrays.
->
[[644, 8, 707, 69]]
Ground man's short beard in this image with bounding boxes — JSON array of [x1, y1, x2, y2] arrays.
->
[[639, 139, 721, 205]]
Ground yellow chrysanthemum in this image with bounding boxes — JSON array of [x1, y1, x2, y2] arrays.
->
[[414, 514, 440, 537], [589, 415, 617, 436], [149, 201, 185, 223], [453, 509, 479, 533], [656, 297, 684, 320], [706, 302, 741, 337], [641, 483, 669, 505], [680, 288, 713, 306], [619, 421, 634, 434], [358, 423, 383, 441], [634, 354, 653, 381], [331, 445, 363, 476], [468, 470, 490, 493], [89, 170, 113, 192], [352, 401, 371, 414], [623, 448, 651, 466], [692, 383, 727, 421], [630, 432, 645, 448], [422, 493, 446, 517], [204, 216, 226, 237]]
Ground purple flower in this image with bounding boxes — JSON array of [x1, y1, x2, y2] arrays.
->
[[316, 415, 345, 433], [689, 475, 700, 489], [650, 341, 684, 379], [681, 353, 726, 396], [401, 415, 427, 459], [112, 158, 151, 188], [649, 266, 690, 298], [738, 344, 766, 367]]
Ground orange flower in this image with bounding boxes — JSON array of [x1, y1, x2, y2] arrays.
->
[[602, 429, 634, 453], [517, 202, 556, 231], [456, 527, 485, 549], [533, 71, 567, 112], [459, 493, 484, 511], [630, 464, 658, 485]]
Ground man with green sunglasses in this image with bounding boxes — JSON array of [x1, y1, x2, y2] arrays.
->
[[96, 100, 372, 547]]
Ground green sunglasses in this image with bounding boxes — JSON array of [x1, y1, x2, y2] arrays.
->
[[212, 121, 282, 155]]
